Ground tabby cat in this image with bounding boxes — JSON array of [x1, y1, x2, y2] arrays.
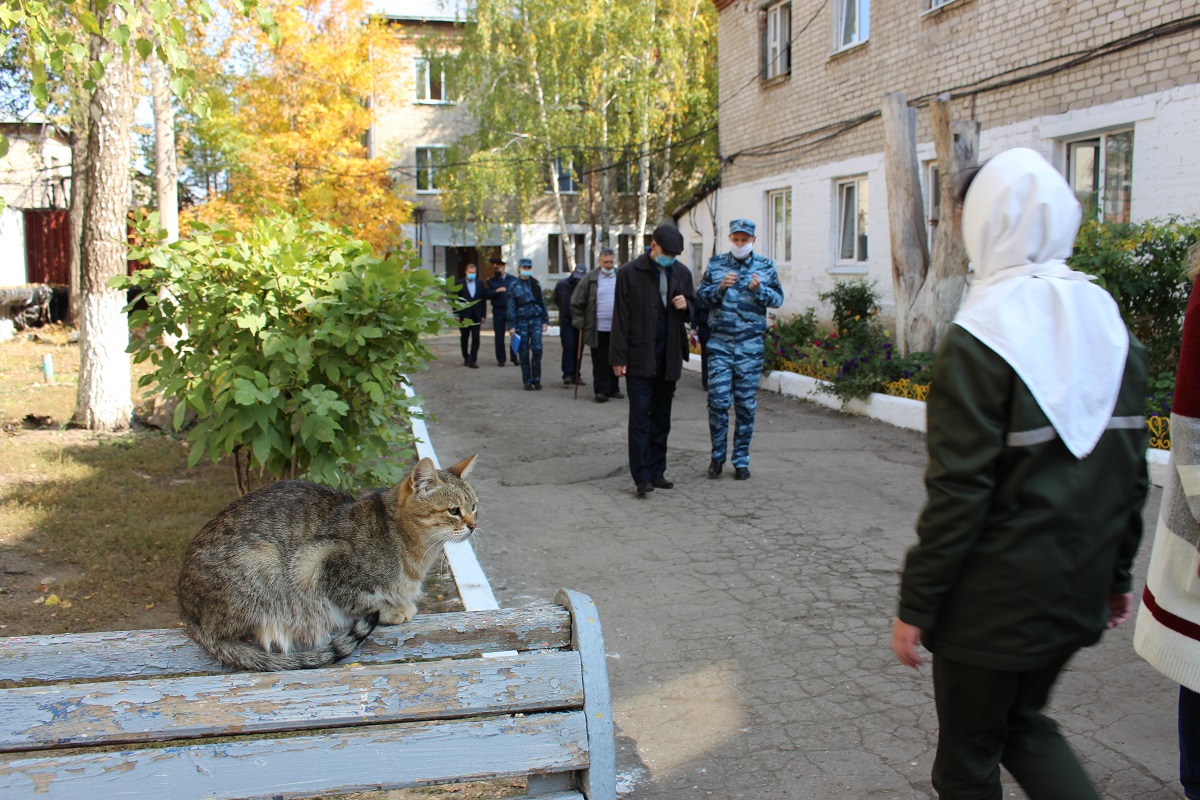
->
[[177, 455, 478, 671]]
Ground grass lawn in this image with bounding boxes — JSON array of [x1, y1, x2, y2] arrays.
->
[[0, 325, 461, 637]]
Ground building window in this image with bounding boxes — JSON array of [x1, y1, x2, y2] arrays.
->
[[415, 147, 447, 193], [764, 1, 792, 80], [691, 241, 705, 270], [835, 0, 869, 50], [415, 57, 453, 103], [836, 177, 869, 264], [549, 157, 580, 194], [925, 161, 941, 249], [617, 233, 651, 264], [768, 189, 792, 263], [925, 0, 955, 9], [1066, 130, 1133, 224], [548, 233, 586, 274]]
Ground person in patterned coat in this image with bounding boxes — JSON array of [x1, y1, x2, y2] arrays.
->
[[1135, 246, 1200, 800], [506, 258, 550, 390], [695, 218, 784, 480]]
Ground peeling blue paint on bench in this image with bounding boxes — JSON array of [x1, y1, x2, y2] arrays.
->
[[0, 593, 613, 800]]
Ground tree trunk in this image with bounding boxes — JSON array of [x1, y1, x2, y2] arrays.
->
[[524, 18, 575, 275], [910, 95, 978, 351], [149, 50, 178, 243], [635, 98, 650, 239], [881, 92, 929, 356], [73, 26, 134, 432], [67, 106, 89, 328]]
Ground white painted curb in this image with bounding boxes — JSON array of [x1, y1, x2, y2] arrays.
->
[[403, 383, 499, 612], [716, 367, 1169, 488]]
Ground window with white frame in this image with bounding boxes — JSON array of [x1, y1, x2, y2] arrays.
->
[[415, 147, 447, 193], [414, 57, 453, 103], [925, 0, 955, 10], [691, 241, 704, 270], [768, 189, 792, 263], [835, 176, 869, 265], [548, 233, 586, 274], [1066, 129, 1133, 225], [549, 157, 580, 194], [835, 0, 870, 50], [764, 1, 792, 80]]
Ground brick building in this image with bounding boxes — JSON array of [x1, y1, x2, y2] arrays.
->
[[681, 0, 1200, 318]]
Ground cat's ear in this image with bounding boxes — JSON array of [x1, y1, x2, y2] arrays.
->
[[446, 454, 477, 480], [408, 457, 441, 495]]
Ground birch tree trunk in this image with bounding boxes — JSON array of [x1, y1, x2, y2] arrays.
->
[[635, 100, 650, 238], [524, 23, 575, 274], [73, 25, 134, 431], [149, 50, 178, 243]]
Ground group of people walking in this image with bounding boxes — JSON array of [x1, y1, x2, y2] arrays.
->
[[452, 219, 786, 496]]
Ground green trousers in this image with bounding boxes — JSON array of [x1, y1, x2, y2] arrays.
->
[[931, 653, 1100, 800]]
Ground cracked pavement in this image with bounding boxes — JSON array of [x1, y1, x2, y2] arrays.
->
[[415, 333, 1181, 799]]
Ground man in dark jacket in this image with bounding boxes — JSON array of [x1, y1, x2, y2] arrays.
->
[[554, 265, 586, 386], [892, 149, 1149, 800], [453, 263, 486, 368], [610, 223, 694, 497], [484, 257, 517, 366]]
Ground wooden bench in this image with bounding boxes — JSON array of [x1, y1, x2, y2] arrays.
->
[[0, 588, 614, 800]]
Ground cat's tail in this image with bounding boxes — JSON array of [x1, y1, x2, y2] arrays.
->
[[189, 612, 382, 672]]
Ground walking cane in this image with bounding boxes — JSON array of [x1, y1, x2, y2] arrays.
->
[[573, 326, 584, 399]]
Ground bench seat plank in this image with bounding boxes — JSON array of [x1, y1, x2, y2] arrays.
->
[[0, 606, 572, 684], [0, 651, 584, 752], [0, 711, 590, 800]]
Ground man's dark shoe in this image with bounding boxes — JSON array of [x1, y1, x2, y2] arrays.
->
[[497, 362, 506, 367], [707, 459, 723, 479], [524, 384, 534, 391], [594, 395, 609, 403], [650, 476, 674, 490], [635, 482, 654, 497], [533, 382, 542, 390], [735, 467, 751, 481], [563, 377, 572, 386], [577, 379, 586, 386], [609, 391, 625, 399], [467, 362, 479, 369]]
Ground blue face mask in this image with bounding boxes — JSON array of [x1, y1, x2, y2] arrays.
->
[[600, 267, 614, 276], [466, 274, 476, 283], [655, 254, 675, 268], [520, 268, 532, 278]]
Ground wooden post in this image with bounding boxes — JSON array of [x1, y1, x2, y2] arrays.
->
[[922, 94, 979, 348], [881, 93, 929, 356]]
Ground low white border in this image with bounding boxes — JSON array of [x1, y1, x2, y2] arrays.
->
[[404, 383, 500, 611], [690, 360, 1173, 488]]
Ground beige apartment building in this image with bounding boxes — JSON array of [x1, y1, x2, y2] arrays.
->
[[371, 0, 646, 287], [682, 0, 1200, 318]]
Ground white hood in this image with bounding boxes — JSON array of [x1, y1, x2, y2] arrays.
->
[[953, 147, 1129, 459]]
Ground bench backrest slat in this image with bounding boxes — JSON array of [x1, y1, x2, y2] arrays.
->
[[0, 711, 590, 800], [0, 606, 571, 684], [0, 651, 584, 752]]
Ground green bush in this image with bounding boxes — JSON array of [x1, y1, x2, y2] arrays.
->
[[115, 210, 456, 492], [1069, 216, 1200, 382], [762, 279, 932, 403], [763, 307, 818, 372]]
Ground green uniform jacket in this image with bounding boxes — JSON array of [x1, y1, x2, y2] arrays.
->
[[898, 325, 1150, 671]]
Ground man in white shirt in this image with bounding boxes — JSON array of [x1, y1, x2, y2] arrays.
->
[[571, 249, 624, 402]]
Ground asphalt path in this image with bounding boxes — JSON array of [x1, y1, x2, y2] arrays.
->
[[415, 331, 1181, 799]]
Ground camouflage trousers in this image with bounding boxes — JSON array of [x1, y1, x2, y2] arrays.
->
[[706, 337, 763, 468], [513, 319, 544, 386]]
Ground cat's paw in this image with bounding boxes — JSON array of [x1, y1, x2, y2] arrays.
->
[[379, 600, 418, 625]]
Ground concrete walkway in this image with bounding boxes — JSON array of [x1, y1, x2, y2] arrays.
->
[[416, 332, 1181, 799]]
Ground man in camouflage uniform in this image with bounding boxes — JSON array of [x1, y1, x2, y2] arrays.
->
[[506, 258, 550, 390], [696, 219, 784, 480]]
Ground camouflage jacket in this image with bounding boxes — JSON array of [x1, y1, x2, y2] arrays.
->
[[695, 252, 784, 342]]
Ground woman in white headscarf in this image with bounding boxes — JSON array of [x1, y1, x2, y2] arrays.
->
[[891, 148, 1150, 800]]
